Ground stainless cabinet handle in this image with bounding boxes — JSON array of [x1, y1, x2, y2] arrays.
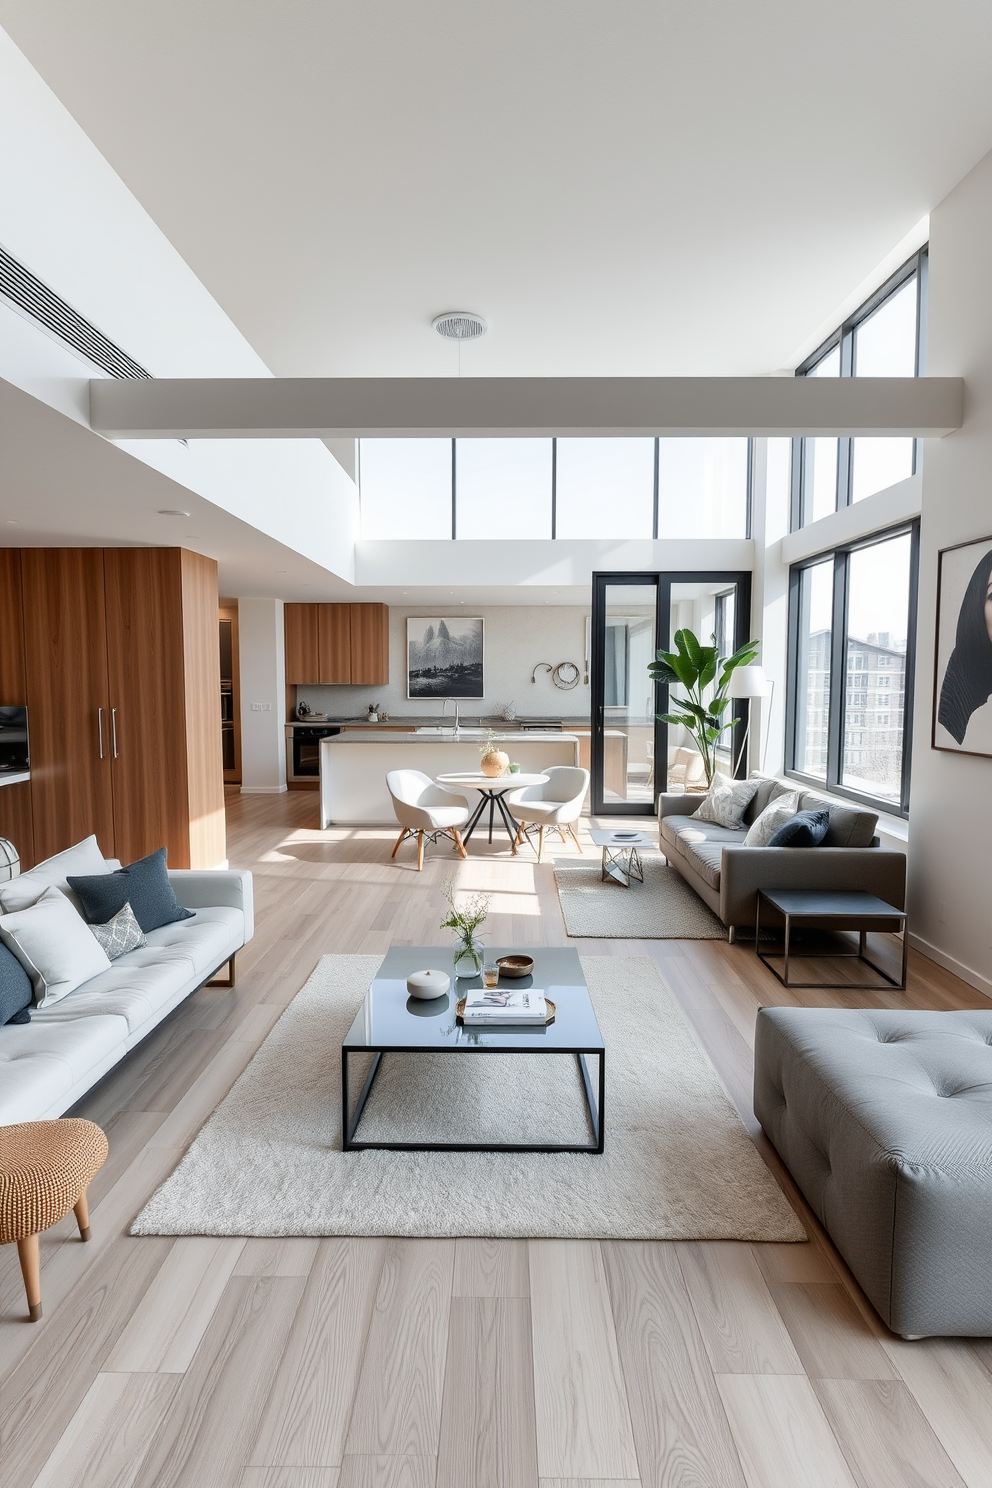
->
[[98, 707, 105, 760], [111, 707, 119, 759]]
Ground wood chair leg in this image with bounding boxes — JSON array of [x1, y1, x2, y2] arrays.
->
[[17, 1233, 42, 1322], [452, 828, 467, 860], [569, 823, 583, 852], [391, 827, 407, 859], [537, 826, 545, 863], [512, 823, 523, 855], [74, 1189, 92, 1241], [417, 831, 425, 871]]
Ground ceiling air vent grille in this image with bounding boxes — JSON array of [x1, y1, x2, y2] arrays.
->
[[0, 244, 150, 379]]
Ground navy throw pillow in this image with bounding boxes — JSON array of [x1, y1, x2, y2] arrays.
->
[[68, 847, 194, 933], [767, 808, 830, 848], [0, 941, 32, 1025]]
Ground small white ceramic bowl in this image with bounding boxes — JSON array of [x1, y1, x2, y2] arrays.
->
[[406, 969, 451, 1000]]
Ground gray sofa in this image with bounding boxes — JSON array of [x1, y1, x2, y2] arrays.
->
[[658, 773, 906, 938], [755, 1006, 992, 1338]]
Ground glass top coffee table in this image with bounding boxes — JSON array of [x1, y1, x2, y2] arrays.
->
[[589, 827, 656, 887], [341, 945, 605, 1154]]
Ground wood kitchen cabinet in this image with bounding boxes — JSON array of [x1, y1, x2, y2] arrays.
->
[[283, 603, 319, 685], [284, 602, 388, 686], [0, 548, 225, 871], [0, 549, 36, 866]]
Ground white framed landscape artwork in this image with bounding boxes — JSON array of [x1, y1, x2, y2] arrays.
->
[[407, 617, 485, 699], [933, 533, 992, 758]]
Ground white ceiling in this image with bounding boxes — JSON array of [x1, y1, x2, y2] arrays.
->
[[2, 0, 992, 382]]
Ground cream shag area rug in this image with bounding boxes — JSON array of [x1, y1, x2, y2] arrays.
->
[[555, 857, 726, 939], [132, 954, 804, 1242]]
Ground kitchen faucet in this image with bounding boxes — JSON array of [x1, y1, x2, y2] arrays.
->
[[442, 697, 461, 733]]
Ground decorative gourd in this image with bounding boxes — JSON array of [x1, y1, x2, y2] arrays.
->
[[480, 748, 510, 778]]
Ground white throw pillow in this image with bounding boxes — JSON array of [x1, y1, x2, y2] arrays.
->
[[0, 885, 112, 1006], [694, 773, 760, 830], [743, 792, 801, 847], [0, 834, 114, 915]]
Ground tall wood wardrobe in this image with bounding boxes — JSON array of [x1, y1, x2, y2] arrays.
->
[[0, 547, 226, 872]]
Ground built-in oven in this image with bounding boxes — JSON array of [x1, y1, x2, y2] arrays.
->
[[288, 725, 340, 779]]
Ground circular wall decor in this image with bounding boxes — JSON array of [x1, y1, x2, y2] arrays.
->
[[552, 661, 580, 690]]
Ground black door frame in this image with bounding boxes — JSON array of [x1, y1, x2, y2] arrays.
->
[[590, 570, 753, 817]]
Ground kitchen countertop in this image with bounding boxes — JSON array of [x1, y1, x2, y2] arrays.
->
[[288, 716, 591, 729], [323, 730, 579, 744]]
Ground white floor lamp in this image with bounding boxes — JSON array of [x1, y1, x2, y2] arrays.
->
[[729, 664, 771, 777]]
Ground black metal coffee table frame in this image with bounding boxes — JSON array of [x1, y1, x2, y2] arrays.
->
[[756, 888, 908, 990], [341, 945, 605, 1154], [342, 1044, 604, 1154]]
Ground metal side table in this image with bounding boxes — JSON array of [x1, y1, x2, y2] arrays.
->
[[756, 888, 908, 990]]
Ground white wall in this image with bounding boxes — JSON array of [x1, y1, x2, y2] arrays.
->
[[298, 606, 593, 720], [908, 145, 992, 996], [239, 599, 287, 792]]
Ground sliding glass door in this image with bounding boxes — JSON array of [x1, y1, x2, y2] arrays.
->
[[591, 571, 752, 815]]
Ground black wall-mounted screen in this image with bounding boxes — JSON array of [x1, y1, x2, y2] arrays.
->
[[0, 707, 29, 774]]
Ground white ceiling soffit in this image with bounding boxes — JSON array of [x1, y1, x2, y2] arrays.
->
[[90, 374, 963, 439], [2, 3, 992, 381]]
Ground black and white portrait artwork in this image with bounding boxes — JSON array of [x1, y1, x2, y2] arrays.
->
[[407, 617, 485, 699], [933, 535, 992, 757]]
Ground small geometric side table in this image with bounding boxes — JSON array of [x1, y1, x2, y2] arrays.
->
[[0, 1118, 108, 1321], [589, 828, 655, 889], [756, 888, 908, 990]]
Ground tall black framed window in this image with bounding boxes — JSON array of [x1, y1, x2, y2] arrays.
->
[[791, 248, 928, 531], [786, 522, 920, 816]]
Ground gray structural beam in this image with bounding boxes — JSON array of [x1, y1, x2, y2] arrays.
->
[[89, 374, 963, 439]]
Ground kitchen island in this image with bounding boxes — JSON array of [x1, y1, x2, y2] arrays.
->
[[319, 731, 580, 827]]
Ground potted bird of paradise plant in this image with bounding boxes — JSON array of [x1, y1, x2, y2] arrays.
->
[[648, 629, 760, 787]]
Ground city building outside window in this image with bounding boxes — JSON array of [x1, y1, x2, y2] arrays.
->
[[786, 524, 920, 815]]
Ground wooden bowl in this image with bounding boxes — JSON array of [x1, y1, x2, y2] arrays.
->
[[497, 954, 534, 979]]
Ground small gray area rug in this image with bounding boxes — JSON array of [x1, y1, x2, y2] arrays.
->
[[131, 954, 804, 1241], [555, 857, 726, 939]]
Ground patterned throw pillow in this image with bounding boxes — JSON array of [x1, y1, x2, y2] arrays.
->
[[694, 773, 760, 830], [89, 902, 146, 961], [743, 792, 801, 846]]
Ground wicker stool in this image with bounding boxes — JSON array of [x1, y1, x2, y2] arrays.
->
[[0, 1119, 109, 1322]]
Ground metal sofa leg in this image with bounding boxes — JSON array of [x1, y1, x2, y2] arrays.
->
[[727, 925, 736, 945]]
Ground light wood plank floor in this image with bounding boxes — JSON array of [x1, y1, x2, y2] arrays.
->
[[2, 790, 991, 1488]]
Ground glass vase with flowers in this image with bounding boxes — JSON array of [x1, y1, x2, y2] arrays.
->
[[441, 880, 491, 977]]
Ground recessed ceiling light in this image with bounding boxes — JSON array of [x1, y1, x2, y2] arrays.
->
[[432, 311, 488, 341], [157, 509, 190, 517]]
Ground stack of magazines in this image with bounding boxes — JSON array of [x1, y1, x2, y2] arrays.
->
[[461, 988, 548, 1026]]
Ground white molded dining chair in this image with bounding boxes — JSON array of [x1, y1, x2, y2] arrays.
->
[[386, 769, 470, 871], [505, 765, 590, 862]]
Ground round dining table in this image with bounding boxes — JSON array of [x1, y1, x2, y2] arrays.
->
[[435, 772, 549, 847]]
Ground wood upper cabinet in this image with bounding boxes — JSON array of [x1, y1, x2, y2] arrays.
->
[[3, 547, 225, 871], [317, 604, 352, 684], [284, 602, 388, 686], [349, 603, 389, 685], [284, 603, 319, 684]]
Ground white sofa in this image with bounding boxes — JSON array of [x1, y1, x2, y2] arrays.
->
[[0, 860, 253, 1126]]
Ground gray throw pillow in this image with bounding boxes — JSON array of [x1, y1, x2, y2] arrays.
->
[[89, 902, 147, 961], [743, 793, 801, 846], [694, 773, 759, 829]]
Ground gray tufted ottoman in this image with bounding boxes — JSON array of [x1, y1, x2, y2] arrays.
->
[[754, 1006, 992, 1338]]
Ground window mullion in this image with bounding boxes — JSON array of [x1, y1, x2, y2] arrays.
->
[[827, 553, 848, 790]]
